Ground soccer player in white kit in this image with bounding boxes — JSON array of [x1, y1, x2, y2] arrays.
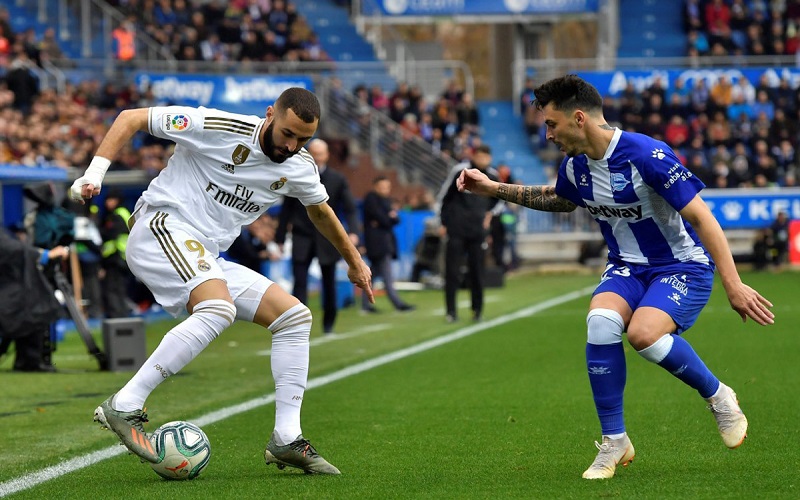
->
[[457, 75, 774, 480], [70, 88, 373, 474]]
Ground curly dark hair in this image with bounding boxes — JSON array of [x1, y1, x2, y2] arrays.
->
[[275, 87, 321, 123], [532, 75, 603, 113]]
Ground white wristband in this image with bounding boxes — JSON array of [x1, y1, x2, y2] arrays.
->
[[86, 156, 112, 182], [69, 156, 111, 201]]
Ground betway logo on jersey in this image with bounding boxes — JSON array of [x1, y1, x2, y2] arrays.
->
[[205, 182, 260, 213], [585, 203, 643, 220]]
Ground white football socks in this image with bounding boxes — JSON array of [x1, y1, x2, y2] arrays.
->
[[113, 300, 236, 412], [269, 303, 313, 445]]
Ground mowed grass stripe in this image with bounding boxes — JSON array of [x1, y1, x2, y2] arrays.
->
[[0, 287, 594, 498]]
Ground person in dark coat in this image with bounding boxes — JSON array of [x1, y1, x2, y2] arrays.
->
[[436, 144, 500, 322], [0, 226, 68, 371], [361, 176, 415, 313], [275, 139, 360, 334], [5, 53, 39, 114]]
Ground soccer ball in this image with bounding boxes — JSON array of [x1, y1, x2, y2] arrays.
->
[[149, 421, 211, 480]]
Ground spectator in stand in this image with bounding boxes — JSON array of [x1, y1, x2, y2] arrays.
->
[[368, 84, 390, 114], [0, 24, 11, 68], [752, 90, 776, 121], [690, 78, 711, 115], [770, 108, 796, 144], [706, 0, 732, 42], [774, 78, 796, 113], [710, 75, 734, 111], [389, 96, 408, 124], [753, 139, 780, 184], [441, 80, 463, 106], [730, 141, 755, 186], [456, 93, 480, 133], [6, 53, 39, 114], [730, 0, 751, 49], [38, 27, 64, 63], [707, 110, 732, 146], [154, 0, 178, 27], [665, 115, 691, 150], [731, 76, 756, 104], [520, 77, 536, 115], [684, 0, 703, 32]]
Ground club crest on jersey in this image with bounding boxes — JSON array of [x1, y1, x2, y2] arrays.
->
[[232, 144, 251, 165], [270, 177, 287, 190], [165, 114, 190, 132], [610, 172, 630, 192], [197, 259, 211, 272]]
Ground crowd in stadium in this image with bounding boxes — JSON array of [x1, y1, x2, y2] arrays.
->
[[107, 0, 330, 63], [350, 79, 483, 163], [3, 1, 800, 192], [686, 0, 800, 58], [522, 71, 799, 189]]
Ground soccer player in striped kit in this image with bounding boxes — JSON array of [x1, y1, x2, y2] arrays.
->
[[457, 75, 774, 479], [70, 88, 373, 474]]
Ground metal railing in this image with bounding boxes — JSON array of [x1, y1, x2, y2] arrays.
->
[[21, 0, 174, 66], [317, 78, 456, 194]]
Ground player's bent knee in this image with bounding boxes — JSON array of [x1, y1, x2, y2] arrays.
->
[[192, 299, 237, 341], [626, 323, 666, 351], [269, 303, 312, 338], [586, 308, 625, 345]]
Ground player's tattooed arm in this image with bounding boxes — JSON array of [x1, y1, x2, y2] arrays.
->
[[495, 184, 577, 212]]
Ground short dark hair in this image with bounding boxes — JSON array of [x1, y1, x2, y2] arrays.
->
[[373, 175, 389, 184], [275, 87, 321, 123], [532, 75, 603, 113], [474, 144, 491, 155]]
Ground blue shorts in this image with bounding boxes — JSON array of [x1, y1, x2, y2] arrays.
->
[[593, 259, 715, 334]]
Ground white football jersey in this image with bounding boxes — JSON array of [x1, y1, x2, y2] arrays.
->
[[140, 106, 328, 251]]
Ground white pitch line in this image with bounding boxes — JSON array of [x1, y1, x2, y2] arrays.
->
[[0, 286, 593, 498], [255, 323, 392, 356]]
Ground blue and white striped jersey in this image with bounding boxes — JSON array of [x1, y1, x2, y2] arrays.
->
[[555, 129, 712, 266]]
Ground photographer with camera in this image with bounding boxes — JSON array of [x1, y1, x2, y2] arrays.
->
[[0, 225, 68, 372]]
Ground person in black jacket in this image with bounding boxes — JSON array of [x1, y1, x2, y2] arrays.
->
[[437, 144, 500, 322], [361, 176, 415, 313], [275, 139, 360, 334], [0, 226, 68, 372]]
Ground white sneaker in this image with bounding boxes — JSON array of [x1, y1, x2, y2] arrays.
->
[[706, 383, 748, 449], [582, 434, 635, 479]]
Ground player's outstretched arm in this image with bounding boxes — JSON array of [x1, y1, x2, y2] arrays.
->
[[70, 108, 150, 204], [680, 195, 775, 325], [457, 168, 577, 212], [306, 202, 374, 303]]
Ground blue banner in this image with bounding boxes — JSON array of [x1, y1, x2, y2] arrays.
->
[[363, 0, 598, 16], [574, 67, 800, 97], [701, 188, 800, 229], [134, 74, 314, 116]]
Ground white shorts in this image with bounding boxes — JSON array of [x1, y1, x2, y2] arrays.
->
[[126, 203, 274, 319]]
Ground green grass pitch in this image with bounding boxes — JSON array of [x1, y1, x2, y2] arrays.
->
[[1, 270, 798, 499]]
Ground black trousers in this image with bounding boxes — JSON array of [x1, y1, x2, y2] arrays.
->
[[444, 234, 485, 319], [0, 328, 49, 370], [292, 259, 338, 332]]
